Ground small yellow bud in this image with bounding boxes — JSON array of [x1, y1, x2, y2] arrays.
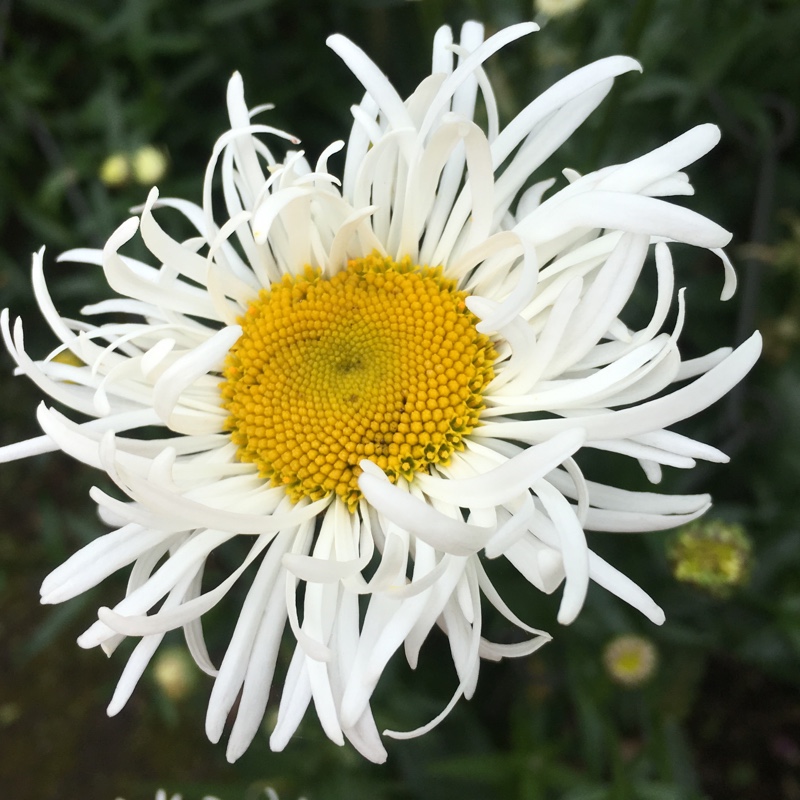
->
[[669, 519, 752, 596], [132, 145, 168, 186], [535, 0, 588, 16], [603, 634, 658, 687], [99, 153, 130, 187], [152, 647, 197, 701]]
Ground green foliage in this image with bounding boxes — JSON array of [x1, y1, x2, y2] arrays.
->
[[1, 0, 799, 799]]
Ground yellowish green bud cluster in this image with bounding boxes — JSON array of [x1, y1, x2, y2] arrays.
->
[[99, 145, 169, 188], [669, 519, 752, 596]]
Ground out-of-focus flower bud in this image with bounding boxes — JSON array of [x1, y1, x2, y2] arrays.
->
[[132, 145, 169, 186], [669, 519, 752, 596], [535, 0, 588, 16], [99, 153, 130, 187], [152, 647, 198, 702], [603, 634, 658, 687]]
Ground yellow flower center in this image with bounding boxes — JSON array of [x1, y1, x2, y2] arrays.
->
[[603, 635, 658, 687], [221, 253, 496, 510]]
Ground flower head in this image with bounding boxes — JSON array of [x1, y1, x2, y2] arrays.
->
[[1, 21, 760, 763], [535, 0, 589, 17], [99, 153, 130, 187], [669, 519, 752, 595], [116, 790, 288, 800], [132, 145, 169, 186], [603, 634, 658, 687], [152, 645, 199, 701], [115, 792, 220, 800]]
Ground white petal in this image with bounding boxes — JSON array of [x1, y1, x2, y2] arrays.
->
[[533, 479, 589, 625], [476, 333, 762, 443], [358, 468, 493, 556], [412, 428, 585, 507]]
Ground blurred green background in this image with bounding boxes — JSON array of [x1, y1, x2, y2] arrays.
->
[[1, 0, 798, 798]]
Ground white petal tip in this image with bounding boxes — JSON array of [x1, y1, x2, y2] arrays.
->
[[39, 593, 61, 606], [106, 701, 123, 717], [225, 743, 246, 763], [745, 330, 764, 358], [366, 747, 388, 765], [556, 608, 579, 626], [76, 633, 98, 650], [325, 33, 347, 51], [205, 719, 224, 745]]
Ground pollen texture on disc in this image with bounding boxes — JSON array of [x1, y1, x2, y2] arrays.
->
[[221, 253, 497, 510]]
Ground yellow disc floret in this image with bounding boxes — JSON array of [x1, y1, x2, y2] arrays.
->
[[221, 253, 496, 510]]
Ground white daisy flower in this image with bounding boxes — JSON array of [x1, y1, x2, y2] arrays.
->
[[114, 789, 285, 800], [1, 21, 760, 764]]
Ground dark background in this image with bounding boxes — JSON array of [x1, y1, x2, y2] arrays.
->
[[1, 0, 798, 798]]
